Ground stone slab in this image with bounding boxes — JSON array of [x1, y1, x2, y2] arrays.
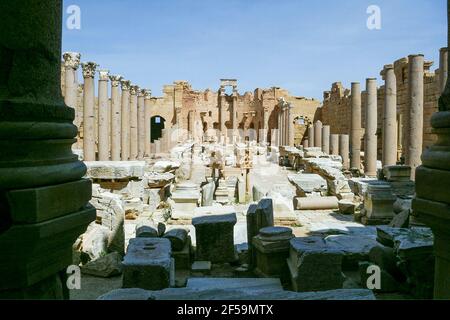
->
[[85, 161, 146, 179]]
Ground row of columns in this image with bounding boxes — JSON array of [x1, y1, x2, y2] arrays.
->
[[63, 53, 153, 162]]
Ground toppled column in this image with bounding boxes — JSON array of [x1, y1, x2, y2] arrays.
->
[[339, 134, 350, 170], [144, 90, 152, 157], [381, 65, 398, 167], [351, 82, 362, 171], [82, 62, 98, 161], [314, 121, 322, 149], [405, 54, 424, 180], [330, 134, 339, 156], [120, 79, 131, 160], [137, 89, 145, 160], [364, 78, 378, 177], [322, 125, 330, 154], [98, 70, 110, 161], [293, 196, 339, 210], [192, 213, 237, 263], [110, 75, 123, 161], [129, 85, 139, 160]]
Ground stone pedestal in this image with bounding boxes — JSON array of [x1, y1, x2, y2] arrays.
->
[[351, 82, 362, 171], [192, 213, 237, 263], [0, 0, 95, 298], [365, 78, 378, 177], [381, 65, 398, 167], [362, 183, 396, 225]]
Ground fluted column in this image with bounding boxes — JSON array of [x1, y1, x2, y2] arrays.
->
[[97, 70, 110, 161], [129, 85, 139, 160], [120, 79, 131, 161], [314, 121, 323, 149], [0, 0, 94, 299], [330, 134, 339, 155], [82, 62, 98, 161], [381, 65, 398, 167], [144, 90, 152, 157], [405, 55, 424, 180], [109, 75, 122, 161], [137, 89, 145, 160], [365, 78, 378, 177], [339, 134, 350, 170], [322, 125, 330, 154], [63, 52, 81, 128], [440, 48, 449, 94], [350, 82, 362, 171]]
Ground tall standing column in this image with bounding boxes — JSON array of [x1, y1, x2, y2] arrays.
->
[[308, 125, 314, 149], [287, 104, 294, 146], [262, 108, 269, 144], [129, 85, 139, 160], [0, 0, 95, 299], [330, 134, 339, 155], [137, 89, 145, 160], [314, 121, 323, 149], [232, 90, 238, 137], [405, 55, 424, 180], [339, 134, 350, 170], [63, 52, 81, 130], [144, 90, 152, 157], [120, 79, 131, 161], [82, 62, 98, 161], [219, 86, 226, 134], [98, 70, 110, 161], [440, 48, 449, 94], [110, 75, 123, 161], [365, 78, 378, 177], [277, 108, 282, 146], [322, 125, 330, 154], [381, 65, 398, 167], [350, 82, 362, 171]]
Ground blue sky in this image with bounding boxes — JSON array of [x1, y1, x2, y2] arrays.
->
[[62, 0, 446, 100]]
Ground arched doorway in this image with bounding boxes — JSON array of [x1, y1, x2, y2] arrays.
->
[[151, 115, 166, 142]]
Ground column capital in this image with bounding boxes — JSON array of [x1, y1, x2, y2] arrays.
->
[[138, 89, 145, 97], [120, 79, 131, 91], [98, 69, 110, 81], [109, 75, 123, 87], [81, 62, 98, 78], [143, 89, 152, 99], [130, 84, 140, 95], [63, 52, 81, 70]]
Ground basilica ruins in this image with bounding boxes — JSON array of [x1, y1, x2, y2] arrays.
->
[[1, 0, 450, 301]]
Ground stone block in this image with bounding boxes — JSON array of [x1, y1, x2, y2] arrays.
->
[[85, 161, 146, 179], [192, 213, 237, 263], [191, 261, 212, 274], [338, 200, 356, 215], [383, 165, 412, 182], [81, 252, 123, 278], [123, 238, 172, 290], [294, 196, 339, 210]]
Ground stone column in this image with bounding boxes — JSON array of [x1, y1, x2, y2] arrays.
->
[[144, 90, 152, 157], [339, 134, 350, 170], [308, 125, 314, 149], [288, 104, 295, 146], [350, 82, 362, 171], [330, 134, 339, 155], [82, 62, 98, 161], [129, 85, 139, 160], [219, 86, 226, 134], [322, 125, 330, 154], [364, 78, 378, 177], [62, 52, 81, 127], [262, 108, 269, 144], [381, 65, 398, 167], [397, 113, 403, 162], [97, 70, 110, 161], [440, 48, 449, 94], [137, 89, 145, 160], [303, 139, 309, 149], [0, 0, 95, 299], [109, 75, 123, 161], [284, 105, 289, 146], [277, 108, 282, 146], [232, 90, 238, 137], [314, 121, 322, 149], [120, 79, 131, 161], [405, 55, 425, 180], [413, 1, 450, 299]]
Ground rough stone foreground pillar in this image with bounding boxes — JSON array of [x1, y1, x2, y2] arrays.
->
[[322, 125, 330, 154], [330, 134, 339, 155], [120, 79, 131, 160], [339, 134, 350, 170], [129, 85, 139, 160], [109, 75, 123, 161], [365, 78, 378, 177], [137, 89, 145, 160], [144, 90, 152, 157], [381, 65, 398, 167], [405, 55, 424, 180], [351, 82, 362, 171], [63, 52, 81, 129], [314, 121, 323, 149], [308, 125, 314, 148], [0, 0, 95, 299], [440, 48, 449, 94], [82, 62, 98, 161], [98, 70, 110, 161]]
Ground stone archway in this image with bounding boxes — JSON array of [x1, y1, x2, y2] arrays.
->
[[151, 116, 166, 143]]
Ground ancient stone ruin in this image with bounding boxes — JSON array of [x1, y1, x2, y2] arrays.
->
[[1, 0, 450, 302]]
